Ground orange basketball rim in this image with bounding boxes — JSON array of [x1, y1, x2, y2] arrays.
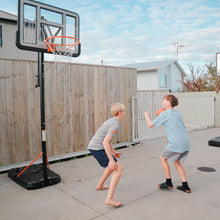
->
[[45, 36, 80, 53]]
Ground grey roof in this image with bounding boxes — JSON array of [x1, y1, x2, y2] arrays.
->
[[124, 59, 177, 69], [124, 59, 186, 75], [0, 10, 17, 23]]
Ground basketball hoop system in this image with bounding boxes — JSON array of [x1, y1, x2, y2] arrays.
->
[[9, 0, 81, 190], [45, 36, 80, 62]]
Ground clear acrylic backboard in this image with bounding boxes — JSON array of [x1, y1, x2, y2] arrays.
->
[[16, 0, 80, 57]]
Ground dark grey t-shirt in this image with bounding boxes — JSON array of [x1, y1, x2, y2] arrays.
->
[[88, 117, 119, 150]]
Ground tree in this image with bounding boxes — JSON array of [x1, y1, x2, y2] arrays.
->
[[181, 63, 206, 92], [181, 62, 220, 93], [202, 62, 220, 93]]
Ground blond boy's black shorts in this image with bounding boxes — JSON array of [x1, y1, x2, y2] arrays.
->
[[89, 149, 117, 168]]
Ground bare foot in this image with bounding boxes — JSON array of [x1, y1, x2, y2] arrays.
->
[[105, 199, 122, 207], [95, 185, 109, 191]]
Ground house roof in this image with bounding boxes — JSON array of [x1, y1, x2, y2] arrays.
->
[[125, 60, 174, 69], [0, 10, 17, 23], [124, 59, 186, 76]]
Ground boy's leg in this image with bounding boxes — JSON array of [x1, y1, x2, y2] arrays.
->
[[173, 160, 191, 193], [173, 160, 187, 181], [96, 167, 113, 190], [159, 155, 173, 189], [160, 155, 171, 178], [105, 162, 123, 207]]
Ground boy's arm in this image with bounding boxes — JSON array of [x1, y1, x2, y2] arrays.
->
[[103, 134, 116, 170], [144, 111, 155, 128], [110, 143, 122, 159], [110, 143, 115, 153]]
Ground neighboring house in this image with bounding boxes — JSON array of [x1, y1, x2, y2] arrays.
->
[[0, 10, 37, 61], [125, 60, 186, 92]]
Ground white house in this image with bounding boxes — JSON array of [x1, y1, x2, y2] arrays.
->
[[125, 60, 186, 92], [0, 10, 37, 61]]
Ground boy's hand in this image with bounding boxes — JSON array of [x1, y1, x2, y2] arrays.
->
[[114, 152, 122, 159], [108, 160, 116, 170], [144, 111, 155, 128], [144, 111, 150, 118]]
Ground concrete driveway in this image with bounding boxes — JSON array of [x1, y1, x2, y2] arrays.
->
[[0, 127, 220, 220]]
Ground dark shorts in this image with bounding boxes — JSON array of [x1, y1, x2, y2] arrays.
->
[[89, 149, 117, 168]]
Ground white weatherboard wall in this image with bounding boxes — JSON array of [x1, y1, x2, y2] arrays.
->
[[137, 70, 158, 90], [171, 64, 183, 92], [0, 21, 37, 61]]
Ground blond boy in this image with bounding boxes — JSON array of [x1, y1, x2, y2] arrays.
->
[[88, 103, 126, 206]]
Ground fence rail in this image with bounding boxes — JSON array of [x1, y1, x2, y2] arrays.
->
[[132, 92, 215, 142]]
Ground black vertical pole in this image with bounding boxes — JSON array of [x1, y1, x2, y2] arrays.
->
[[39, 52, 48, 186]]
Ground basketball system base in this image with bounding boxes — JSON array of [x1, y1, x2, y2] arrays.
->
[[8, 164, 61, 190]]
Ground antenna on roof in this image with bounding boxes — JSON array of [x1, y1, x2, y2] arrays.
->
[[173, 42, 187, 60]]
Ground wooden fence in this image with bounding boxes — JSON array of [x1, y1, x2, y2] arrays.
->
[[0, 59, 137, 166]]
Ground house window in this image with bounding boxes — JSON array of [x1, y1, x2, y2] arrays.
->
[[160, 72, 168, 87], [0, 26, 2, 46]]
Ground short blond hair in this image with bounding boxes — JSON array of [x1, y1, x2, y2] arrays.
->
[[111, 103, 126, 116]]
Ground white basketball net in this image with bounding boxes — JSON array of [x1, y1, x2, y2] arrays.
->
[[46, 43, 78, 63]]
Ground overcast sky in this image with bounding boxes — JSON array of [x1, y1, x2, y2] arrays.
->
[[2, 0, 220, 67]]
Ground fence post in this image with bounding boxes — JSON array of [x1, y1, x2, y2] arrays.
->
[[214, 93, 220, 126], [132, 96, 135, 141]]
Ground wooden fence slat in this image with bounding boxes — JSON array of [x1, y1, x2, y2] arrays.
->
[[0, 60, 8, 165], [5, 61, 16, 164]]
